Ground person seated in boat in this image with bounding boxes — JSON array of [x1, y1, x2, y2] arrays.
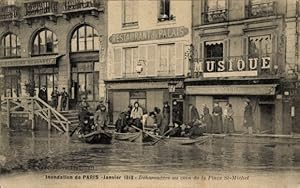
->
[[168, 122, 182, 137], [186, 119, 204, 138], [115, 110, 131, 133], [153, 107, 162, 135], [94, 104, 108, 132], [130, 101, 143, 130], [145, 111, 156, 129], [78, 105, 93, 134]]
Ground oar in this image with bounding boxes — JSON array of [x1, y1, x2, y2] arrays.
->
[[69, 125, 80, 137], [151, 128, 173, 145], [131, 125, 160, 141]]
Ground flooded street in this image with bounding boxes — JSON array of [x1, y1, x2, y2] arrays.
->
[[0, 127, 300, 187]]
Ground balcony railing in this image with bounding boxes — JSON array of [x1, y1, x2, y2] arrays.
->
[[202, 9, 228, 24], [64, 0, 101, 11], [0, 5, 18, 21], [247, 1, 276, 18], [24, 1, 58, 18], [190, 55, 279, 79]]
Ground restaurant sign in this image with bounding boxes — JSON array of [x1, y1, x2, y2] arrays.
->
[[109, 26, 189, 44], [193, 56, 271, 77]]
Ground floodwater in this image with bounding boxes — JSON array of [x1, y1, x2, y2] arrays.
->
[[0, 126, 300, 187]]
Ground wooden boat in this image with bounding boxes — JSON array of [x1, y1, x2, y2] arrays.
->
[[78, 130, 113, 144], [160, 136, 211, 146], [113, 131, 156, 143]]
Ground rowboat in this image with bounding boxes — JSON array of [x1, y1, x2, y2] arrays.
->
[[113, 131, 156, 143], [159, 136, 211, 146], [78, 130, 113, 144]]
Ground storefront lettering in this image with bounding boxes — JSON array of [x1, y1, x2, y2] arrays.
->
[[109, 26, 189, 44], [194, 57, 271, 74]]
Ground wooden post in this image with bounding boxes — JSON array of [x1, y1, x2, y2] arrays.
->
[[48, 108, 51, 131], [7, 99, 10, 128], [31, 98, 35, 130]]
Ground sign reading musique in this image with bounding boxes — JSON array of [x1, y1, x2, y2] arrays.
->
[[193, 57, 271, 77]]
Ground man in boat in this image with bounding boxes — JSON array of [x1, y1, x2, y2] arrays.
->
[[187, 118, 204, 138], [153, 107, 162, 135], [115, 108, 131, 133], [168, 122, 182, 137], [78, 104, 93, 134], [94, 104, 108, 132]]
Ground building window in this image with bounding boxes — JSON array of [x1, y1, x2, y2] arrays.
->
[[71, 62, 99, 101], [0, 33, 21, 57], [34, 67, 58, 100], [123, 0, 138, 27], [158, 0, 174, 22], [158, 44, 175, 75], [248, 0, 275, 18], [32, 29, 58, 55], [204, 41, 223, 72], [124, 47, 138, 77], [249, 35, 272, 57], [71, 25, 99, 52], [129, 91, 146, 110], [203, 0, 228, 24]]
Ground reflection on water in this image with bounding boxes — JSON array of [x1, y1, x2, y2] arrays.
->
[[0, 127, 300, 176]]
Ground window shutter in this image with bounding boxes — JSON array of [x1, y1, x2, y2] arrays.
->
[[243, 37, 248, 57], [175, 43, 184, 75], [147, 45, 157, 76], [139, 45, 147, 75], [113, 48, 122, 78], [198, 42, 203, 59]]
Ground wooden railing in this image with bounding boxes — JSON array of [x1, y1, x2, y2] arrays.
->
[[0, 5, 18, 21], [1, 97, 70, 134], [24, 1, 58, 17]]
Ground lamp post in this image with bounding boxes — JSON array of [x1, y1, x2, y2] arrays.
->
[[168, 81, 177, 127]]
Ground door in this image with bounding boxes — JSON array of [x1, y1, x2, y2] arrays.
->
[[260, 104, 275, 134]]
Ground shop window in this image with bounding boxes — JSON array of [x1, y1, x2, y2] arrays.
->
[[122, 0, 138, 27], [0, 33, 21, 58], [158, 0, 174, 22], [204, 41, 223, 72], [71, 62, 99, 101], [203, 0, 227, 24], [124, 47, 138, 77], [32, 29, 58, 55], [129, 91, 146, 110], [34, 67, 58, 100], [71, 25, 99, 52], [158, 44, 175, 75]]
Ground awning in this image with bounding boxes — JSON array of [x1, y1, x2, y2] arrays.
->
[[186, 84, 277, 96], [0, 55, 63, 68]]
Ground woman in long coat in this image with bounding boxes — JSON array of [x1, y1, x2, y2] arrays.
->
[[212, 102, 223, 133], [224, 103, 235, 133], [160, 102, 170, 135], [203, 104, 213, 133]]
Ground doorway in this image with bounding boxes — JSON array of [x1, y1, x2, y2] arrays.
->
[[259, 104, 275, 134]]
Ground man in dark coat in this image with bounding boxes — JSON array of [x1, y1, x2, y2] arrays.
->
[[38, 85, 48, 103], [203, 104, 213, 133], [160, 101, 170, 135], [244, 99, 254, 134], [172, 100, 182, 125], [212, 102, 223, 134], [78, 105, 93, 134], [51, 86, 59, 109], [61, 87, 69, 111]]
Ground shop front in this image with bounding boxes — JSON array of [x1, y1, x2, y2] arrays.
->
[[185, 83, 278, 133]]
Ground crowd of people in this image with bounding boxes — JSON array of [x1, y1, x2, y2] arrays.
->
[[38, 85, 69, 111]]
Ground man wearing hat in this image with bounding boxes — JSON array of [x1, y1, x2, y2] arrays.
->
[[244, 99, 254, 134], [61, 87, 69, 111], [94, 103, 108, 131], [51, 86, 59, 109], [38, 85, 48, 103]]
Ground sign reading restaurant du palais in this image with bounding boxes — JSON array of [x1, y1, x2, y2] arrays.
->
[[109, 26, 189, 44]]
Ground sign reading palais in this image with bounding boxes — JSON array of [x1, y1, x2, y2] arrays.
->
[[109, 26, 189, 44]]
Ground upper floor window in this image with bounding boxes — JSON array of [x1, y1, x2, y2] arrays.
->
[[248, 0, 275, 18], [158, 0, 174, 22], [204, 41, 223, 72], [124, 47, 138, 77], [71, 25, 99, 52], [32, 29, 58, 55], [1, 33, 21, 57], [158, 44, 175, 75], [249, 35, 272, 57], [123, 0, 138, 27], [203, 0, 228, 24]]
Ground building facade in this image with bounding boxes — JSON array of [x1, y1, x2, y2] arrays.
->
[[0, 0, 107, 109], [106, 0, 192, 123], [189, 0, 300, 134]]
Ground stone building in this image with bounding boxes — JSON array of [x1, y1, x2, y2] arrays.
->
[[106, 0, 192, 123], [188, 0, 299, 134], [0, 0, 107, 109]]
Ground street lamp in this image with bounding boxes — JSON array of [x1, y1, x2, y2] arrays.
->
[[168, 81, 177, 127]]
